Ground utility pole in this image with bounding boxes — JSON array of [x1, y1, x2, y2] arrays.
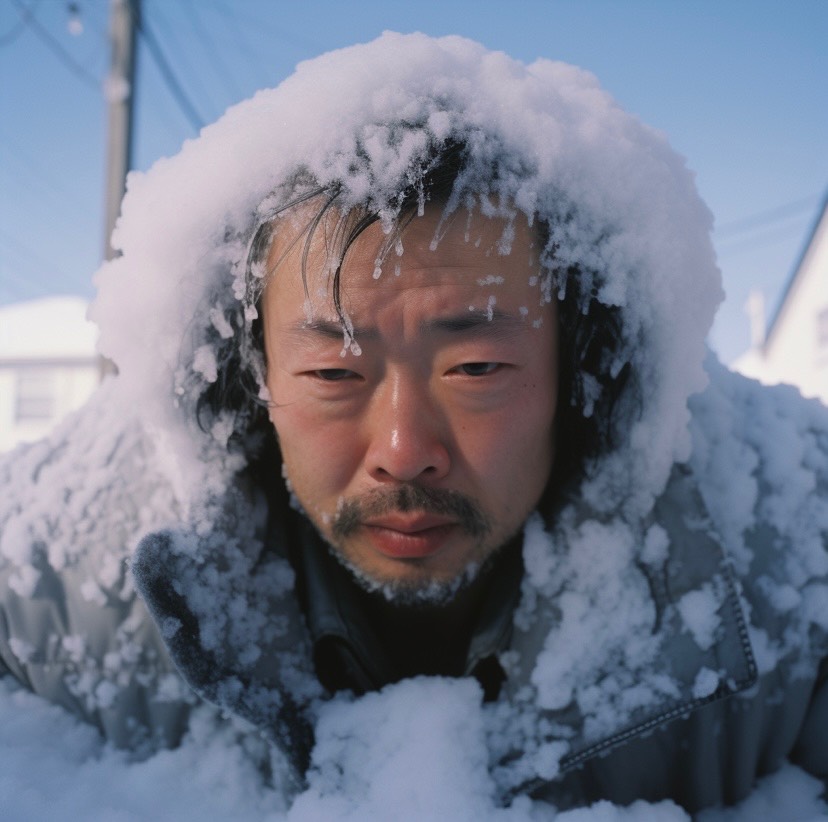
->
[[102, 0, 140, 262]]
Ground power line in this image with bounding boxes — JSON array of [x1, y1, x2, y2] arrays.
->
[[8, 0, 98, 90], [136, 6, 205, 131], [715, 193, 820, 240], [210, 0, 322, 54], [182, 0, 243, 102], [209, 0, 272, 85], [715, 220, 808, 259], [0, 0, 35, 46], [149, 0, 221, 118]]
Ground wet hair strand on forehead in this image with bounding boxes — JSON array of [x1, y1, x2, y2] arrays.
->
[[201, 137, 637, 512]]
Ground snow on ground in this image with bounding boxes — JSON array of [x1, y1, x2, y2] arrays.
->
[[1, 676, 824, 821]]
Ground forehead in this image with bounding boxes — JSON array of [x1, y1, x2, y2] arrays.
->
[[261, 201, 544, 319]]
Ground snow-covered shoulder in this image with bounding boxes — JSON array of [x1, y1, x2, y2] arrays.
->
[[689, 355, 828, 673], [0, 380, 190, 749]]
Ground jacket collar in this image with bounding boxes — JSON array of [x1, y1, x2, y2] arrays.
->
[[294, 517, 524, 694], [491, 463, 757, 796], [131, 464, 757, 797]]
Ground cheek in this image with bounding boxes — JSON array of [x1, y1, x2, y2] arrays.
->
[[457, 389, 555, 500], [271, 405, 361, 500]]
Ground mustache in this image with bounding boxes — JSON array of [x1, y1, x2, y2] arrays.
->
[[331, 485, 490, 540]]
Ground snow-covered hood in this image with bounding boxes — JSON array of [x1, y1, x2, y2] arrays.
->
[[89, 31, 773, 797], [91, 31, 722, 520]]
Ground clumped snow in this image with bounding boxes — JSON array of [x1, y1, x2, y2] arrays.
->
[[1, 677, 825, 822], [689, 358, 828, 674], [0, 379, 178, 583], [0, 31, 826, 820], [90, 31, 721, 520]]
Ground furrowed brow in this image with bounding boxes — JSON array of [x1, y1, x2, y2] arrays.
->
[[290, 319, 379, 341], [287, 311, 525, 343], [425, 309, 525, 339]]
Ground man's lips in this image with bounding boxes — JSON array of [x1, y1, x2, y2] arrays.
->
[[363, 513, 457, 533], [361, 514, 458, 559]]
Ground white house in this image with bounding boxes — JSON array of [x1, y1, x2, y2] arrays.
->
[[733, 193, 828, 406], [0, 297, 101, 453]]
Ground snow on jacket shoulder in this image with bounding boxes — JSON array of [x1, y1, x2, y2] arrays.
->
[[0, 362, 825, 812], [464, 357, 828, 810], [125, 357, 828, 812], [0, 381, 194, 754]]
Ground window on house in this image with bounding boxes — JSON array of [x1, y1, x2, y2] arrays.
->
[[15, 368, 57, 423]]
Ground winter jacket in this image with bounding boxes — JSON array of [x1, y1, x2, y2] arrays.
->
[[1, 32, 826, 814], [132, 359, 828, 812], [1, 360, 826, 812], [0, 383, 194, 754]]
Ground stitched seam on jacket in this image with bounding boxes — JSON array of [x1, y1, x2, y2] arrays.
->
[[559, 555, 759, 772]]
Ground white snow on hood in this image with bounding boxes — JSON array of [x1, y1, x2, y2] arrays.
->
[[90, 31, 722, 519]]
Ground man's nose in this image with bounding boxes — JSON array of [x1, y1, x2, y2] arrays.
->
[[364, 374, 451, 483]]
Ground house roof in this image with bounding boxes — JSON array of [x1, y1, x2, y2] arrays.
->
[[764, 190, 828, 349], [0, 297, 98, 361]]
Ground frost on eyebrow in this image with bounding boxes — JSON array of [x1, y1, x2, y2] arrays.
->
[[477, 275, 504, 286], [300, 312, 363, 359], [303, 298, 314, 325], [341, 318, 359, 357]]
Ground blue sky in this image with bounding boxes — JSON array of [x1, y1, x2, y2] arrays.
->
[[1, 0, 825, 363]]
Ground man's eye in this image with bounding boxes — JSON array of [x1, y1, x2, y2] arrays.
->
[[456, 362, 500, 377], [313, 368, 358, 381]]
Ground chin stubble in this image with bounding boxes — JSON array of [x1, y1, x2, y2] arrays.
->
[[326, 484, 493, 605]]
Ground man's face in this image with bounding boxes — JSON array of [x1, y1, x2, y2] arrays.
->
[[262, 203, 558, 601]]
